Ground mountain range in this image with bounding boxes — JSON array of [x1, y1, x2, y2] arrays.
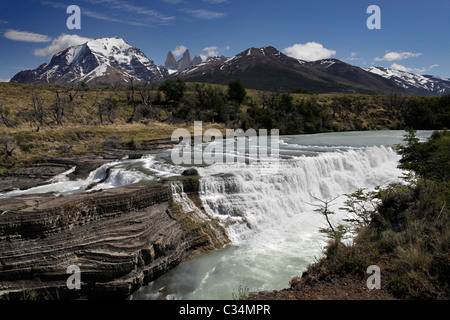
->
[[364, 66, 450, 96], [10, 37, 167, 85], [164, 49, 203, 73], [10, 37, 450, 96]]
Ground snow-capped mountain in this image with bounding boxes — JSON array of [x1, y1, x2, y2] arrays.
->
[[364, 66, 450, 96], [169, 46, 406, 94], [10, 37, 167, 84], [10, 37, 449, 96]]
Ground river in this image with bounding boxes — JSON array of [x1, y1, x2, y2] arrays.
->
[[130, 130, 432, 300], [0, 130, 433, 300]]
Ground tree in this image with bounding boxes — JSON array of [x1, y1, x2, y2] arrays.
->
[[340, 188, 381, 233], [227, 79, 246, 105], [31, 89, 45, 128], [0, 102, 14, 127], [137, 82, 152, 106], [0, 135, 18, 158], [98, 95, 119, 124], [50, 90, 67, 125], [308, 193, 347, 242], [397, 129, 450, 182], [125, 77, 138, 123], [159, 79, 186, 107], [259, 91, 277, 110], [277, 93, 294, 116]]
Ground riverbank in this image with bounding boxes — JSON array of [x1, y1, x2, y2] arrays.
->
[[250, 130, 449, 301], [0, 146, 228, 300], [1, 130, 447, 300]]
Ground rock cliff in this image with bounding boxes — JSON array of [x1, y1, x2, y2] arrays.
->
[[0, 176, 228, 299], [178, 49, 192, 71], [164, 51, 178, 70]]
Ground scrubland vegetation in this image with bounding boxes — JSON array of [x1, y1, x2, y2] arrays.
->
[[303, 130, 449, 299]]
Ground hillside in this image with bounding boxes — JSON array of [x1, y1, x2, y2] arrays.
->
[[169, 47, 407, 94], [365, 66, 450, 96], [250, 130, 450, 300], [0, 80, 449, 176], [10, 37, 167, 85], [9, 37, 450, 96]]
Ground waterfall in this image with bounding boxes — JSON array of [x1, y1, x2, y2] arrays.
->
[[3, 131, 432, 300], [197, 145, 403, 245], [170, 181, 229, 250]]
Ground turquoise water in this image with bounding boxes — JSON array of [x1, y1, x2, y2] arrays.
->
[[130, 130, 433, 300]]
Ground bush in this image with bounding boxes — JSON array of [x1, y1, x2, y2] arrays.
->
[[305, 130, 449, 299], [289, 276, 301, 290], [378, 229, 398, 253], [126, 137, 141, 150], [232, 283, 249, 300], [227, 79, 247, 105], [388, 275, 410, 298]]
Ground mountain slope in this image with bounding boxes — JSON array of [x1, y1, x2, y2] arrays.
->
[[365, 66, 450, 96], [10, 37, 167, 85], [169, 46, 407, 94], [10, 38, 448, 96], [305, 59, 409, 93]]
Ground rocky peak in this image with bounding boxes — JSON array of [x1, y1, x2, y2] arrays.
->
[[165, 51, 178, 70], [192, 55, 203, 66], [178, 49, 192, 70], [10, 37, 167, 85]]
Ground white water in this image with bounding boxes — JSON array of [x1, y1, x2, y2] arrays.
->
[[0, 154, 180, 199], [131, 130, 432, 300], [0, 130, 432, 300]]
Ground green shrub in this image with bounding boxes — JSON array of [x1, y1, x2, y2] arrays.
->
[[388, 274, 410, 298], [232, 283, 249, 300], [378, 229, 398, 253]]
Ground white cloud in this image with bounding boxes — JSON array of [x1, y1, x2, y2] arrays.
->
[[172, 45, 187, 57], [283, 42, 336, 61], [0, 19, 7, 24], [43, 0, 174, 26], [345, 52, 358, 61], [4, 30, 51, 43], [83, 9, 125, 24], [34, 34, 91, 57], [375, 51, 422, 62], [199, 46, 229, 61], [203, 46, 219, 55], [0, 78, 10, 82], [183, 9, 226, 19], [203, 0, 227, 3], [390, 63, 423, 73], [390, 63, 439, 74]]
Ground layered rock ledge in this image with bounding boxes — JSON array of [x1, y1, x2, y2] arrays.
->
[[0, 177, 228, 300], [0, 138, 179, 193]]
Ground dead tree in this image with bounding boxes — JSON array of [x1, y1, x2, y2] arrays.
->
[[0, 135, 17, 157], [31, 90, 45, 129], [307, 193, 346, 241], [65, 85, 80, 102], [138, 82, 152, 106], [125, 77, 138, 123], [50, 90, 67, 126], [0, 102, 14, 127], [98, 95, 119, 124]]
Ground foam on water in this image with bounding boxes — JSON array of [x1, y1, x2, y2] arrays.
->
[[0, 130, 433, 299], [133, 131, 434, 300]]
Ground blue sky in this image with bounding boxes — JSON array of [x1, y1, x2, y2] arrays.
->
[[1, 0, 449, 81]]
